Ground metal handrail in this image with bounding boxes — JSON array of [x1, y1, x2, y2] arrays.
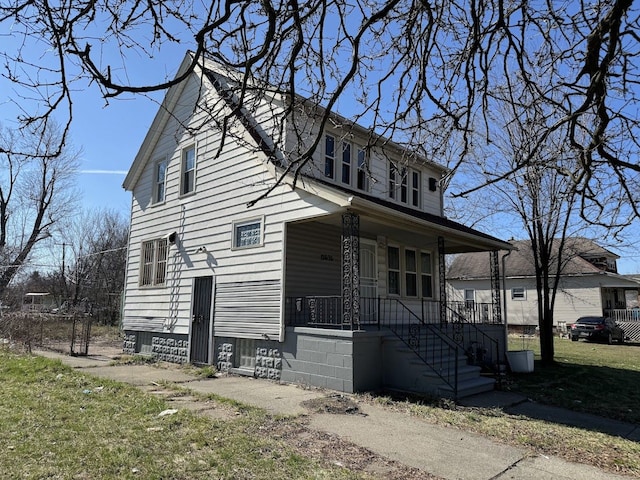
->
[[379, 298, 460, 398], [438, 303, 502, 388]]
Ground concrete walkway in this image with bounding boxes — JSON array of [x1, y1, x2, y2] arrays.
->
[[35, 350, 636, 480]]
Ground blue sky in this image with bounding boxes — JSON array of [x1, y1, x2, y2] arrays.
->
[[72, 89, 160, 217]]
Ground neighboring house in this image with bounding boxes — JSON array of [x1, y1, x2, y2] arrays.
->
[[448, 238, 640, 332], [121, 52, 512, 399]]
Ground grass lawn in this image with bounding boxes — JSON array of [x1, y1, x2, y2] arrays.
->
[[0, 351, 367, 480], [2, 337, 639, 478], [507, 336, 640, 424]]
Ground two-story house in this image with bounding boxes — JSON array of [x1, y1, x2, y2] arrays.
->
[[122, 52, 512, 399]]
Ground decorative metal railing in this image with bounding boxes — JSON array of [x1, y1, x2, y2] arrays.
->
[[285, 295, 504, 396], [285, 296, 379, 329], [440, 304, 502, 384], [437, 300, 502, 324], [379, 298, 460, 398]]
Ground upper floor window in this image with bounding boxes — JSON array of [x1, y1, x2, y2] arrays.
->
[[356, 148, 368, 191], [341, 142, 352, 184], [232, 217, 264, 249], [140, 238, 168, 287], [411, 170, 421, 207], [389, 163, 399, 200], [154, 159, 167, 204], [389, 161, 421, 207], [181, 146, 196, 195], [324, 135, 335, 179], [400, 167, 408, 203]]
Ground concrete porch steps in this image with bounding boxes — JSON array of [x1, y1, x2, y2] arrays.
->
[[382, 333, 496, 399]]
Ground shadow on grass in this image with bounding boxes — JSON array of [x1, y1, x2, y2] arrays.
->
[[508, 355, 640, 427]]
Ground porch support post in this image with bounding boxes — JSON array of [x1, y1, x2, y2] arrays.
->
[[490, 250, 502, 323], [438, 236, 447, 324], [342, 212, 360, 329]]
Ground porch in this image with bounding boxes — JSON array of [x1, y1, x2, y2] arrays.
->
[[283, 296, 506, 399], [606, 309, 640, 342], [282, 209, 510, 399]]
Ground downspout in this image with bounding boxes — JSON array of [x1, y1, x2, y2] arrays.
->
[[501, 249, 513, 354]]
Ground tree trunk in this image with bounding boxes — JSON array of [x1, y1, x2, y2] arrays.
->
[[538, 307, 555, 366]]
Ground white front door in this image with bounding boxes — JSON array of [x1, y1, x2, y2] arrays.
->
[[360, 239, 378, 322]]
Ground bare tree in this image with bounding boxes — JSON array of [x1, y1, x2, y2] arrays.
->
[[1, 0, 639, 222], [0, 123, 78, 296], [454, 89, 623, 364], [53, 209, 128, 324]]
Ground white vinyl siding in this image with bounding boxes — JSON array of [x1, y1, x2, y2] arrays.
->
[[123, 73, 346, 336], [284, 222, 341, 297]]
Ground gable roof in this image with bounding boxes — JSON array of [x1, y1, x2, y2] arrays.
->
[[448, 238, 626, 280], [124, 51, 450, 192], [121, 52, 509, 254]]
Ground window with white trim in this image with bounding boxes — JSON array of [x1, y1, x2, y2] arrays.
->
[[341, 142, 352, 184], [140, 238, 168, 287], [389, 162, 421, 207], [356, 148, 368, 191], [181, 145, 196, 195], [389, 162, 399, 200], [400, 167, 408, 203], [154, 159, 167, 204], [511, 287, 526, 300], [324, 135, 335, 179], [421, 252, 433, 298], [464, 289, 475, 308], [405, 249, 418, 297], [233, 218, 264, 249], [411, 170, 421, 207], [388, 246, 400, 295]]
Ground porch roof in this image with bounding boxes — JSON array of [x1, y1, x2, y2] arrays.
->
[[293, 177, 512, 254]]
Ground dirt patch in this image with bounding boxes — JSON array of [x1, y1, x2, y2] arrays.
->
[[302, 393, 363, 415], [256, 416, 442, 480]]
